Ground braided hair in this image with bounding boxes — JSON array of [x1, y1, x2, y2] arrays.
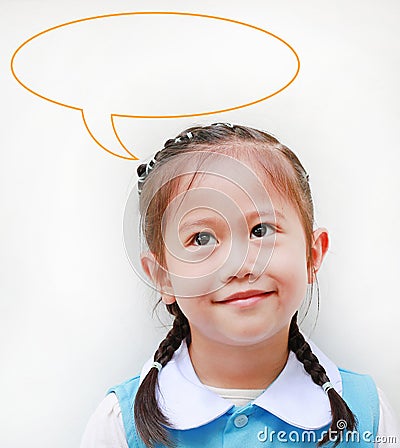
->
[[134, 123, 357, 447], [289, 312, 357, 446], [134, 303, 190, 446]]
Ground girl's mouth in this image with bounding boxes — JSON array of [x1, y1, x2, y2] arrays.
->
[[216, 291, 274, 307]]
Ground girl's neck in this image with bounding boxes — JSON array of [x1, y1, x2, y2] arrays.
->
[[187, 326, 290, 390]]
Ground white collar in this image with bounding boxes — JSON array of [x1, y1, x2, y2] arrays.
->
[[139, 337, 342, 431]]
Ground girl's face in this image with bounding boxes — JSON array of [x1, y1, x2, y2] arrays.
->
[[143, 154, 326, 348]]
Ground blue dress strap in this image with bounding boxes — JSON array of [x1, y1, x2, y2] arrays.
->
[[339, 368, 380, 441], [107, 375, 146, 448]]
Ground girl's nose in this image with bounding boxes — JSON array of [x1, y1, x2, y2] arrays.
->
[[219, 239, 270, 284]]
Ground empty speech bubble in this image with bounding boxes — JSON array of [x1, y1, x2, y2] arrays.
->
[[11, 12, 300, 160]]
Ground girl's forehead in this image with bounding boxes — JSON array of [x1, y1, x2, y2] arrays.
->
[[174, 152, 268, 191], [166, 155, 291, 220]]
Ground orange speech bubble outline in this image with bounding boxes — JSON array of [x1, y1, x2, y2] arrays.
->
[[10, 11, 300, 160]]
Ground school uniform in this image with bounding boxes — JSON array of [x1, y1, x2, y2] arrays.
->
[[80, 339, 400, 447]]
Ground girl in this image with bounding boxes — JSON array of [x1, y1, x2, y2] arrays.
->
[[80, 123, 399, 447]]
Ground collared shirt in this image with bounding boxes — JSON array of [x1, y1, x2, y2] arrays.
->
[[80, 340, 400, 447]]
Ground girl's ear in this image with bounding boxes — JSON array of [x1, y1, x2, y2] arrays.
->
[[308, 228, 329, 284], [140, 251, 176, 304]]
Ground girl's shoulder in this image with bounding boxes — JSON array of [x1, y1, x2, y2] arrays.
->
[[108, 374, 141, 395], [107, 375, 141, 416], [336, 367, 380, 433], [336, 369, 400, 446], [337, 366, 379, 395], [106, 375, 142, 448]]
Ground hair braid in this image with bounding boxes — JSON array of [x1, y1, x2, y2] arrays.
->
[[134, 303, 190, 448], [289, 312, 357, 447]]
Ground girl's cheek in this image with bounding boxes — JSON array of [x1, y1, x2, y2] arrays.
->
[[267, 249, 308, 284], [168, 261, 221, 298]]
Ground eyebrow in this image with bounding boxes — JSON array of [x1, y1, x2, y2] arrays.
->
[[247, 209, 286, 221], [179, 217, 217, 234], [178, 209, 286, 233]]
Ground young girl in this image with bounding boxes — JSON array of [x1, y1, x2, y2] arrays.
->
[[80, 123, 399, 447]]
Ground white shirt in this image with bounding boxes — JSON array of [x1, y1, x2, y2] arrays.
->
[[80, 341, 400, 447]]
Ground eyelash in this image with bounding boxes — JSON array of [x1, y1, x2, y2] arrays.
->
[[190, 223, 276, 247]]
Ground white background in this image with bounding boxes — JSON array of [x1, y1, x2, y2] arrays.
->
[[1, 1, 399, 447]]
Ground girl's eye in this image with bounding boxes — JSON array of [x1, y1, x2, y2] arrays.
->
[[192, 232, 217, 246], [251, 223, 275, 238]]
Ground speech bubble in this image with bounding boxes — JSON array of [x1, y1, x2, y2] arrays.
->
[[11, 11, 300, 160]]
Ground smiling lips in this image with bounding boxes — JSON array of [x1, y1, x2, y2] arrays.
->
[[216, 290, 274, 307]]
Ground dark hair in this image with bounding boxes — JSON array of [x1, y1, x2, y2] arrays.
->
[[134, 123, 356, 447]]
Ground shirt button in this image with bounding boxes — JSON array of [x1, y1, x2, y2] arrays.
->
[[233, 414, 248, 428]]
